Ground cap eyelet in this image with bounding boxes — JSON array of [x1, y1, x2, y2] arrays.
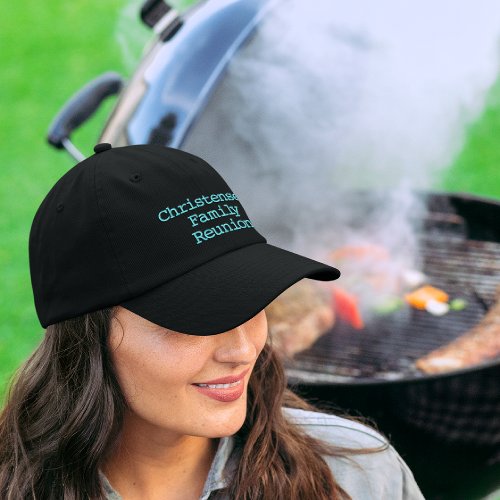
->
[[129, 173, 142, 183], [56, 203, 64, 213]]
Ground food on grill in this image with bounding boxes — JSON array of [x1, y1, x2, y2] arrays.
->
[[326, 244, 466, 325], [415, 287, 500, 374], [404, 285, 449, 310], [328, 243, 398, 294], [404, 285, 467, 316], [329, 244, 390, 261], [401, 269, 426, 288], [425, 299, 450, 316], [449, 298, 468, 311], [373, 296, 405, 315], [265, 280, 335, 357], [331, 286, 364, 329]]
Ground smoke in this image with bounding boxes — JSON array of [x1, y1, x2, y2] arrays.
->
[[182, 0, 500, 311], [114, 0, 153, 74]]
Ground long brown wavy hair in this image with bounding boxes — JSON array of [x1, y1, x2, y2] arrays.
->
[[0, 307, 387, 499]]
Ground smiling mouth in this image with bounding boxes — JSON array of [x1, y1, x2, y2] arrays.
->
[[192, 367, 250, 387], [194, 380, 242, 389], [192, 378, 246, 402]]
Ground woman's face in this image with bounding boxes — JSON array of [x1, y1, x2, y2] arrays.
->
[[108, 306, 268, 439]]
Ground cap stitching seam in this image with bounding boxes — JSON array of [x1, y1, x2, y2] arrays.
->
[[92, 152, 131, 294]]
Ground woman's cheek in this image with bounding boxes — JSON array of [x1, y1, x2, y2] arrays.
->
[[245, 313, 268, 361]]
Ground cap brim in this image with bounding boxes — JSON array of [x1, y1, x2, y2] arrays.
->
[[120, 242, 340, 335]]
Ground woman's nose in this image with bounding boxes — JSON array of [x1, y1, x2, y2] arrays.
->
[[213, 323, 257, 365]]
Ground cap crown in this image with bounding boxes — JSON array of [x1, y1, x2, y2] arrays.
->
[[29, 145, 266, 327]]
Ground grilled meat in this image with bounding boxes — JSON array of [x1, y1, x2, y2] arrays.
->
[[265, 280, 335, 358], [415, 286, 500, 374]]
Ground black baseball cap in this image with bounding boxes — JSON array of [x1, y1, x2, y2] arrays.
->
[[29, 143, 340, 335]]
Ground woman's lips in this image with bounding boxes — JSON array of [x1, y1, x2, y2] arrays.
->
[[191, 368, 250, 402], [192, 380, 245, 402], [193, 367, 250, 385]]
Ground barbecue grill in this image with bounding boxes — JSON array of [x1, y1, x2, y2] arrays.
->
[[289, 193, 500, 382], [47, 0, 500, 495], [285, 192, 500, 447]]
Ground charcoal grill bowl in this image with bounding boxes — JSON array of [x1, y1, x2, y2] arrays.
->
[[290, 358, 500, 445], [291, 364, 500, 499], [285, 192, 500, 448], [282, 191, 500, 498]]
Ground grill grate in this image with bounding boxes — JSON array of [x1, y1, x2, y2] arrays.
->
[[285, 226, 500, 383]]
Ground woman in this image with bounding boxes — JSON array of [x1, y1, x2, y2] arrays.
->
[[0, 144, 424, 499]]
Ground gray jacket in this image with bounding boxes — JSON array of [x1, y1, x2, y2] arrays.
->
[[101, 407, 425, 499]]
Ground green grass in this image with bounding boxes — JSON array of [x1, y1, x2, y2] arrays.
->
[[441, 78, 500, 198], [0, 0, 187, 398]]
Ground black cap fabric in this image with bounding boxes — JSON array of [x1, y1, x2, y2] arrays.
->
[[29, 144, 340, 335]]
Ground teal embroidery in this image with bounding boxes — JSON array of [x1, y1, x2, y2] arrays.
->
[[192, 218, 254, 244], [156, 192, 254, 245], [187, 204, 240, 227], [158, 193, 238, 222]]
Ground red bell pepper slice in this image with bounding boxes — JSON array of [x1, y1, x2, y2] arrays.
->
[[331, 287, 365, 330]]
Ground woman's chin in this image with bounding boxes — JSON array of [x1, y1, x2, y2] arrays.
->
[[203, 412, 247, 438]]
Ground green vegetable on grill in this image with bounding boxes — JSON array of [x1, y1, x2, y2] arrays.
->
[[373, 297, 405, 315], [449, 298, 468, 311]]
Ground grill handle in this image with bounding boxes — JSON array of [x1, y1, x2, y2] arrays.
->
[[47, 71, 124, 161]]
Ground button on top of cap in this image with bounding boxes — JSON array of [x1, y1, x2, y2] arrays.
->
[[94, 143, 112, 154]]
